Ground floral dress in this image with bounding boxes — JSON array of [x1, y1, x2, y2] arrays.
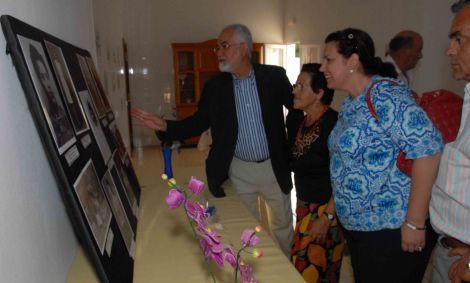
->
[[290, 108, 345, 283]]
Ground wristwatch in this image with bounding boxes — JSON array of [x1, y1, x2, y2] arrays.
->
[[324, 212, 335, 221]]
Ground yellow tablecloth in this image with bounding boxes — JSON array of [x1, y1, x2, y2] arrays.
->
[[67, 148, 305, 282]]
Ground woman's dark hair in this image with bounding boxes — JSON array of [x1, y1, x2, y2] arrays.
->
[[325, 28, 397, 78], [301, 63, 334, 105]]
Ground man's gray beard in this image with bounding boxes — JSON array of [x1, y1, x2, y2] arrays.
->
[[218, 62, 232, 73]]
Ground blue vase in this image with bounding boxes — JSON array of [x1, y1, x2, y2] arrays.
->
[[162, 147, 173, 178]]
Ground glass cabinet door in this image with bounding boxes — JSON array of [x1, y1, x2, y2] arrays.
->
[[178, 73, 195, 104], [177, 51, 194, 71], [175, 50, 195, 105]]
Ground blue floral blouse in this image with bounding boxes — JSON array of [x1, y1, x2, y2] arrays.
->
[[328, 76, 443, 231]]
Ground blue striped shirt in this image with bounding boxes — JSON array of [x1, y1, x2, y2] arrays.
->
[[233, 69, 270, 162]]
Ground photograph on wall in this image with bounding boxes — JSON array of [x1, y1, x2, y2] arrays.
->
[[85, 56, 112, 111], [44, 41, 89, 135], [109, 121, 128, 163], [77, 54, 107, 117], [115, 153, 139, 213], [78, 90, 111, 163], [74, 160, 112, 255], [17, 35, 76, 154], [101, 169, 135, 256], [110, 157, 138, 217]]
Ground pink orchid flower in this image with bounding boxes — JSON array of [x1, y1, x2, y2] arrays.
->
[[165, 188, 184, 209], [188, 176, 205, 196], [199, 228, 222, 247], [185, 200, 207, 222], [240, 229, 259, 247], [223, 246, 237, 268], [200, 238, 225, 268], [239, 261, 257, 283]]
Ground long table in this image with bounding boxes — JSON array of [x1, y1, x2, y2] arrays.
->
[[67, 147, 305, 282]]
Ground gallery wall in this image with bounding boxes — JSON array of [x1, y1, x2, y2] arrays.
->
[[0, 0, 94, 282]]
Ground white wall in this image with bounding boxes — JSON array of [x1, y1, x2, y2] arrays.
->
[[284, 0, 466, 97], [0, 0, 94, 282], [92, 0, 131, 152], [125, 0, 285, 146]]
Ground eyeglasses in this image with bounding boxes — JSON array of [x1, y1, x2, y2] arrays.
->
[[213, 42, 243, 52], [292, 83, 310, 91]]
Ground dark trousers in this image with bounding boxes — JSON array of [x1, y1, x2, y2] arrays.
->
[[344, 222, 436, 283]]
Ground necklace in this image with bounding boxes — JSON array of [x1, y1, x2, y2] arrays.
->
[[292, 108, 329, 159]]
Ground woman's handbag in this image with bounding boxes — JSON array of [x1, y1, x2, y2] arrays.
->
[[366, 80, 463, 176]]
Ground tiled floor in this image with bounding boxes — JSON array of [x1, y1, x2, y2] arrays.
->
[[134, 146, 434, 283]]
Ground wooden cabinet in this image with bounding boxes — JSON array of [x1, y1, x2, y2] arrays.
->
[[172, 39, 264, 145]]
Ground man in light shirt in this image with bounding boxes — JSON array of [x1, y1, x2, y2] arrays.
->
[[429, 1, 470, 282]]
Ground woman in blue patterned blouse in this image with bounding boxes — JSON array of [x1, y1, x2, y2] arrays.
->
[[319, 28, 443, 283]]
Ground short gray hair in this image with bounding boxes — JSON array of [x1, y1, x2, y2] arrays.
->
[[451, 0, 470, 12], [222, 24, 253, 57]]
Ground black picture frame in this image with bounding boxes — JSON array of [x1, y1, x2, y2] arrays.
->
[[1, 15, 139, 283]]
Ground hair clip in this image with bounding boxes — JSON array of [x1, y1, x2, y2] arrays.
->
[[347, 33, 354, 40]]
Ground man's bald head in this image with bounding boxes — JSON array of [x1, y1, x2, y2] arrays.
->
[[387, 30, 423, 72]]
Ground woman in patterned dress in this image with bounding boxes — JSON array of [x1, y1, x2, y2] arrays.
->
[[320, 28, 443, 283], [289, 63, 344, 283]]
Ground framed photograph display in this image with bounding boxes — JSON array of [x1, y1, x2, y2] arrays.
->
[[109, 120, 128, 163], [110, 155, 138, 217], [85, 56, 112, 112], [74, 160, 113, 255], [101, 168, 135, 256], [77, 54, 108, 117], [1, 15, 139, 283], [79, 90, 112, 164], [44, 40, 89, 135], [17, 35, 76, 154]]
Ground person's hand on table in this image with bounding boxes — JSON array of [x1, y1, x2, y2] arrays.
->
[[131, 108, 167, 131]]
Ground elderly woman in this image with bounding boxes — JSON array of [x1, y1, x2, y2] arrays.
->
[[320, 28, 443, 283], [289, 63, 344, 283]]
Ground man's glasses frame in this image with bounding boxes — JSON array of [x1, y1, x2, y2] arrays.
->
[[213, 42, 243, 52]]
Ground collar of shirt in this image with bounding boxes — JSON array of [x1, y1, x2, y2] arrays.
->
[[232, 68, 254, 82], [460, 82, 470, 137], [465, 82, 470, 96], [385, 55, 410, 86]]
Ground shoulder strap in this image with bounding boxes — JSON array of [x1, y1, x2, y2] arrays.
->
[[365, 79, 398, 121]]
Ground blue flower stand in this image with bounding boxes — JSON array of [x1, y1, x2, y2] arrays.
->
[[162, 147, 173, 178]]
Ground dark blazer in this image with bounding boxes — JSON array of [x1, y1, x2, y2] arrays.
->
[[164, 64, 299, 197]]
